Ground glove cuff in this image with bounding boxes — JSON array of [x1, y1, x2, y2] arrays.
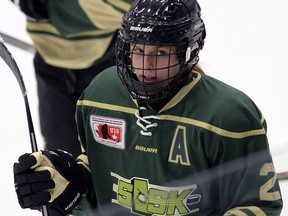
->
[[48, 182, 83, 215]]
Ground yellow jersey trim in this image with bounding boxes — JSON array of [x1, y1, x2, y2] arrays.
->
[[77, 100, 266, 139], [224, 206, 266, 216]]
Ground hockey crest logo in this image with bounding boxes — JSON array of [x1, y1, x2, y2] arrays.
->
[[90, 115, 126, 149]]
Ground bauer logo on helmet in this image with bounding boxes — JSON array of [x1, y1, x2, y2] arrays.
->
[[130, 26, 154, 33]]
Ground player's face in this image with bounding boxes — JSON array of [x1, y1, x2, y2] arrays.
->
[[130, 44, 180, 88]]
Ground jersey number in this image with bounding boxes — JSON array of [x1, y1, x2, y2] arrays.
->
[[259, 163, 281, 201]]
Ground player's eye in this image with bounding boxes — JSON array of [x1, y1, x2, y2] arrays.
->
[[132, 47, 144, 54], [156, 49, 169, 56]]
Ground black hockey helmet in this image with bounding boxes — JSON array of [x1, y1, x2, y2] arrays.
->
[[116, 0, 206, 105]]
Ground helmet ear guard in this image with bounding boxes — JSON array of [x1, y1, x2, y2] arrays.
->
[[185, 42, 200, 63], [116, 38, 131, 68], [186, 42, 202, 65], [185, 46, 192, 62]]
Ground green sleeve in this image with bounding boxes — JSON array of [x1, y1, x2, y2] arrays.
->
[[217, 136, 283, 215]]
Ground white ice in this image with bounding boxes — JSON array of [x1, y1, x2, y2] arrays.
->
[[0, 0, 287, 215]]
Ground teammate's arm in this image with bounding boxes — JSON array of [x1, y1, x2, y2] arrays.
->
[[10, 0, 49, 21]]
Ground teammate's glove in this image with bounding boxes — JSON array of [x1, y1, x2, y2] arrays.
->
[[10, 0, 49, 21], [14, 149, 88, 216]]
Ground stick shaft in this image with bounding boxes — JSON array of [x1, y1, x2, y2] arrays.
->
[[0, 36, 48, 216]]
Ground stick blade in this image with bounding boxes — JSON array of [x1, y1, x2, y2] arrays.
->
[[0, 36, 27, 95]]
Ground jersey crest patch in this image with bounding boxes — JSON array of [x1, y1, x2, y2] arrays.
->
[[90, 115, 126, 149]]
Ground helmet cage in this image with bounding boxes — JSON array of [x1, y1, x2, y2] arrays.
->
[[116, 0, 206, 104], [117, 38, 190, 104]]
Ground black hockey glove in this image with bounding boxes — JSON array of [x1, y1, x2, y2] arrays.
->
[[10, 0, 49, 21], [14, 149, 88, 216]]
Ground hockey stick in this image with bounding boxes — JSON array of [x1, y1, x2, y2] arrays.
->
[[277, 171, 288, 181], [0, 37, 48, 216], [0, 31, 35, 54]]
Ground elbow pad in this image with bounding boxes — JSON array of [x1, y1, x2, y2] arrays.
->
[[11, 0, 49, 22]]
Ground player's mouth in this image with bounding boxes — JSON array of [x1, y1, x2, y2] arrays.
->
[[141, 76, 158, 84]]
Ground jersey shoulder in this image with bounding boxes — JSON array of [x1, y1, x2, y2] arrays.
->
[[183, 73, 266, 132]]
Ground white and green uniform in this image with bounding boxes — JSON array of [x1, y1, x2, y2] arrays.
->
[[76, 67, 283, 215], [27, 0, 133, 69], [25, 0, 134, 157]]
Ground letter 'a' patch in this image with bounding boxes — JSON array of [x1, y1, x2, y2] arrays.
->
[[90, 115, 126, 149]]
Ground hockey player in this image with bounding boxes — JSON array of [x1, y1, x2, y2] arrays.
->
[[13, 0, 283, 215], [10, 0, 134, 158]]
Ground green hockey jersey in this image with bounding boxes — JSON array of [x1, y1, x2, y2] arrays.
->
[[26, 0, 133, 69], [75, 66, 283, 215]]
